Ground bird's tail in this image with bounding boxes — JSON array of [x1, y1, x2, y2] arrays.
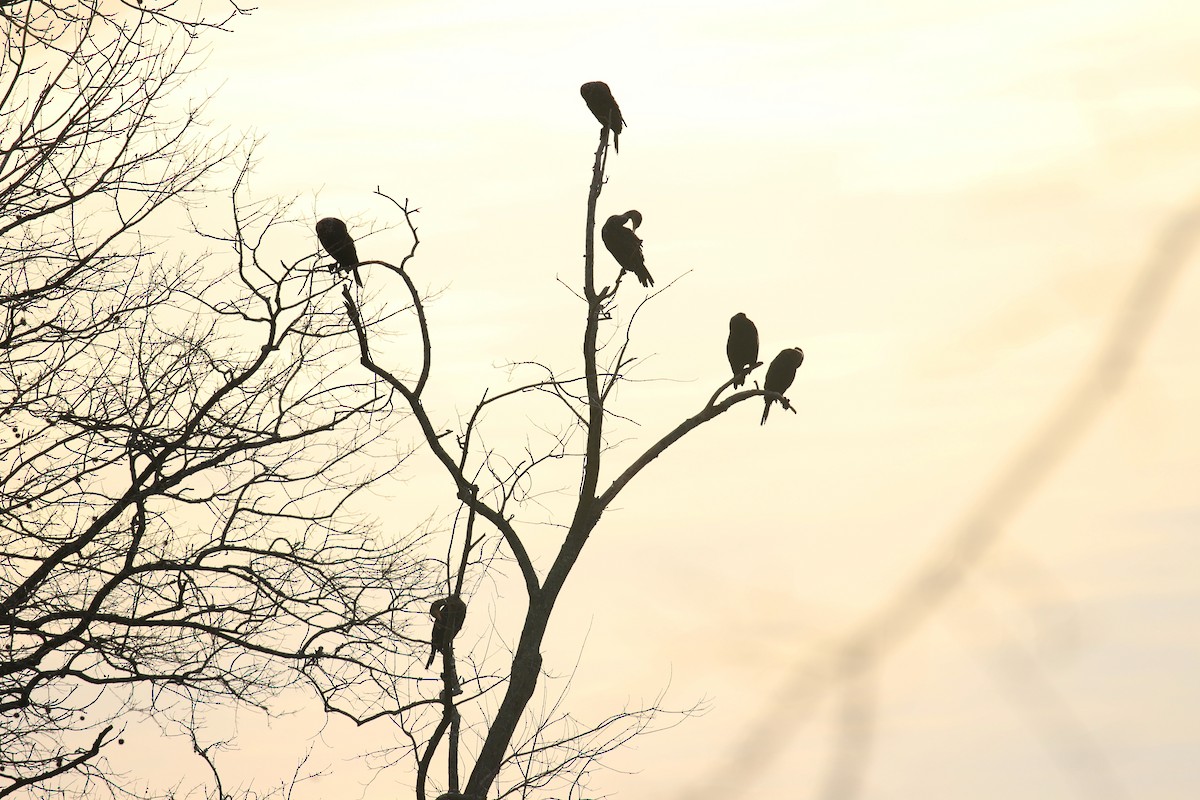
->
[[426, 647, 436, 669], [352, 266, 363, 287], [761, 399, 771, 425]]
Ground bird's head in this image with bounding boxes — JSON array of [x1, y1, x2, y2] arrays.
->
[[315, 217, 345, 236], [624, 210, 643, 229]]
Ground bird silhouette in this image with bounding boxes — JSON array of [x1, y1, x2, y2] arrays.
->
[[580, 81, 625, 153], [601, 210, 654, 288], [315, 217, 363, 286], [727, 313, 759, 388], [761, 347, 804, 425], [427, 595, 467, 669]]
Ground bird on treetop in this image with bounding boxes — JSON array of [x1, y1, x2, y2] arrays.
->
[[761, 347, 804, 425], [315, 217, 363, 286], [727, 313, 759, 389], [601, 210, 654, 288], [427, 595, 467, 669], [580, 81, 626, 153]]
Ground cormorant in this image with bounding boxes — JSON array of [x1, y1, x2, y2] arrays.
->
[[761, 347, 804, 425], [315, 217, 363, 286], [601, 210, 654, 288], [426, 595, 467, 669], [727, 313, 759, 388], [580, 81, 625, 153]]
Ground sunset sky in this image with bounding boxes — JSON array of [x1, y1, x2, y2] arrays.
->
[[116, 1, 1200, 797]]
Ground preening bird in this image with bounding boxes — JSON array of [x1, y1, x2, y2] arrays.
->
[[426, 595, 467, 669], [601, 210, 654, 288], [761, 347, 804, 425], [315, 217, 363, 286], [727, 313, 759, 388], [580, 81, 625, 152]]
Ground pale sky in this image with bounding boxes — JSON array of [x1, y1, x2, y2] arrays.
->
[[112, 1, 1200, 797]]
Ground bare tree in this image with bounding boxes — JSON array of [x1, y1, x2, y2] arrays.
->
[[1, 3, 437, 797], [341, 100, 802, 799], [4, 4, 805, 796]]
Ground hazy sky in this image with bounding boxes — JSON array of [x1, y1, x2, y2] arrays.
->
[[120, 1, 1200, 797]]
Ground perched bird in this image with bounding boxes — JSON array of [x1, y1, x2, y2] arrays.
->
[[426, 595, 467, 669], [315, 217, 363, 286], [580, 81, 625, 153], [601, 210, 654, 288], [761, 347, 805, 425], [726, 313, 759, 388]]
